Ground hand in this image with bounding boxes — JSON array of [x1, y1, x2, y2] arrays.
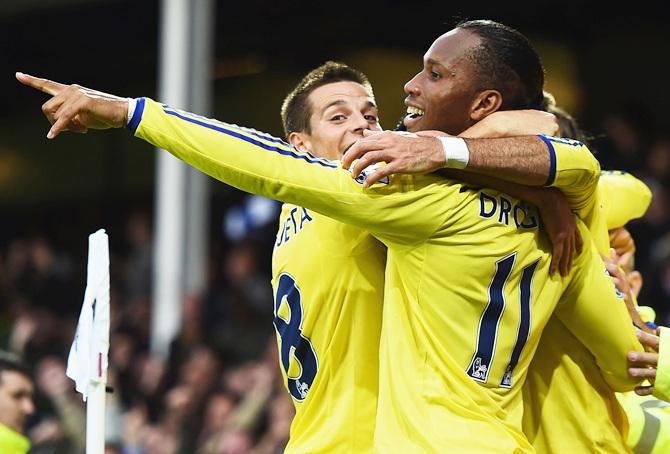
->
[[609, 227, 636, 272], [16, 72, 128, 138], [461, 110, 559, 138], [537, 188, 583, 276], [629, 329, 660, 395], [340, 130, 447, 188], [28, 418, 65, 444]]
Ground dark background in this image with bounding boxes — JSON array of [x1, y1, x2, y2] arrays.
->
[[2, 0, 670, 310]]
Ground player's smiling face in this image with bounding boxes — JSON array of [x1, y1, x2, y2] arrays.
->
[[403, 28, 483, 135], [290, 81, 381, 160]]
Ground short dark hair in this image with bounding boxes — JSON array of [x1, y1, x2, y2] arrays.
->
[[0, 351, 30, 383], [281, 61, 374, 138], [456, 20, 545, 111]]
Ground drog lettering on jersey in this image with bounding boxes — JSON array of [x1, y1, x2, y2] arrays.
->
[[275, 207, 314, 248], [478, 190, 539, 229]]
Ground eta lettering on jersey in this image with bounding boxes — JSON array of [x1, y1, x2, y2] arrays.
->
[[275, 207, 314, 248]]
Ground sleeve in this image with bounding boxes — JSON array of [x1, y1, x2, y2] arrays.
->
[[598, 170, 653, 229], [129, 98, 447, 244], [553, 223, 645, 392], [653, 326, 670, 402], [539, 135, 601, 217]]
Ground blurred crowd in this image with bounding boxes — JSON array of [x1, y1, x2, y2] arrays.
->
[[0, 104, 669, 454], [596, 106, 670, 322], [0, 205, 293, 453]]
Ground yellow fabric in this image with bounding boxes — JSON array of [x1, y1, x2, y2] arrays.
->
[[0, 423, 30, 454], [617, 393, 670, 454], [523, 170, 652, 453], [600, 170, 653, 229], [271, 205, 386, 453], [541, 135, 601, 219], [639, 306, 657, 325], [133, 99, 643, 453], [653, 327, 670, 403]]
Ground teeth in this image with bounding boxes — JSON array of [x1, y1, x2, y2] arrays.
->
[[406, 106, 425, 117]]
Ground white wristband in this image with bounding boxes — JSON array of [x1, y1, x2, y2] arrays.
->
[[438, 136, 469, 169], [126, 98, 137, 125]]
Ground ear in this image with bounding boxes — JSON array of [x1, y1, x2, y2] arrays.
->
[[628, 271, 643, 298], [470, 90, 503, 122], [288, 131, 312, 152]]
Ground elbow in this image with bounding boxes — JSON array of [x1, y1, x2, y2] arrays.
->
[[602, 370, 642, 393], [602, 340, 645, 392], [575, 152, 601, 195], [582, 149, 601, 186]]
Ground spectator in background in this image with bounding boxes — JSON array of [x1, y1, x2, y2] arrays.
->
[[0, 351, 34, 454], [33, 356, 85, 453]]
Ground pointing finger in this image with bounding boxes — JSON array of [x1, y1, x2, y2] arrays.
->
[[16, 72, 66, 96]]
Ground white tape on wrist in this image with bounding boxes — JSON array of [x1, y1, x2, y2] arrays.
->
[[438, 136, 470, 169], [126, 98, 137, 125]]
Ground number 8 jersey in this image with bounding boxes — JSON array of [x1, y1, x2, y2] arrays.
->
[[272, 204, 386, 453]]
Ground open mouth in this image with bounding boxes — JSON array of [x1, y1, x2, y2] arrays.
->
[[405, 105, 425, 120]]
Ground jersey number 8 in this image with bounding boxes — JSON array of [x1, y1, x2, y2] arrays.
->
[[274, 273, 319, 401]]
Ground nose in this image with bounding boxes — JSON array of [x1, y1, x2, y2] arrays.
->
[[351, 112, 372, 134], [404, 72, 421, 95], [23, 397, 35, 416]]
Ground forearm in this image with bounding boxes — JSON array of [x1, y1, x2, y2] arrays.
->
[[51, 395, 86, 451], [558, 243, 645, 391], [441, 169, 548, 206], [462, 136, 550, 186], [460, 135, 600, 214]]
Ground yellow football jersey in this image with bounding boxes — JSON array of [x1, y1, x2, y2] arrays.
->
[[522, 170, 652, 453], [617, 394, 670, 454], [130, 98, 643, 453], [271, 204, 386, 453]]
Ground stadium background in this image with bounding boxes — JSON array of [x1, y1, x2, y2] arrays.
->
[[1, 1, 670, 452]]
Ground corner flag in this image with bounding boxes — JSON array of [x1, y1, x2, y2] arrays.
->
[[67, 229, 110, 400], [66, 229, 110, 454]]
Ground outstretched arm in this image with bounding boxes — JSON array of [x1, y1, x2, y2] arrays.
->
[[17, 73, 448, 244]]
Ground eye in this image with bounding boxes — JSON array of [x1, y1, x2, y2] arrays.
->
[[364, 114, 378, 122], [330, 114, 346, 121], [429, 70, 441, 80]]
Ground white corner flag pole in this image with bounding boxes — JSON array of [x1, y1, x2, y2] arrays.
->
[[66, 229, 110, 454]]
